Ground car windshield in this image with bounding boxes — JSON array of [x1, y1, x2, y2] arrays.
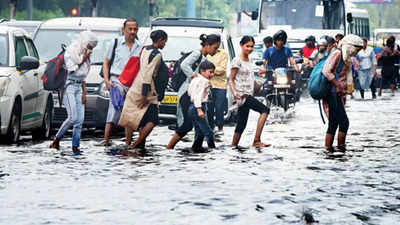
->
[[0, 35, 8, 66], [159, 36, 203, 62], [34, 29, 121, 63], [260, 0, 344, 30]]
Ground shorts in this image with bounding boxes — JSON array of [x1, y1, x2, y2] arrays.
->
[[138, 104, 159, 128]]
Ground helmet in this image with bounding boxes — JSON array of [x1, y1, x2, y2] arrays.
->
[[273, 30, 287, 45], [305, 35, 316, 43], [317, 38, 328, 46], [325, 36, 336, 45]]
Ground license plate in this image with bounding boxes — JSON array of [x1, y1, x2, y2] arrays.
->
[[161, 95, 178, 104]]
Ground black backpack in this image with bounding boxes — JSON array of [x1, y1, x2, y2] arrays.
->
[[170, 51, 202, 92], [99, 38, 118, 78], [155, 59, 169, 101], [41, 45, 67, 91]]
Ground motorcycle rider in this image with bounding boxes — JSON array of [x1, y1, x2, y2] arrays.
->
[[300, 35, 317, 60], [262, 30, 301, 103], [309, 38, 329, 66], [263, 30, 301, 73]]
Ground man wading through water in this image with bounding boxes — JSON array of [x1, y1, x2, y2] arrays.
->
[[101, 18, 142, 146]]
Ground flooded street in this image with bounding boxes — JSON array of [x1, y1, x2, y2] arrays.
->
[[1, 93, 400, 225]]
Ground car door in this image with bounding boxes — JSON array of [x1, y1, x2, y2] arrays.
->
[[14, 35, 38, 126], [25, 37, 42, 116]]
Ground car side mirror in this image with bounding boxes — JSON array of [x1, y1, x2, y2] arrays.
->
[[255, 61, 263, 66], [251, 11, 258, 20], [17, 56, 39, 71], [346, 12, 353, 23]]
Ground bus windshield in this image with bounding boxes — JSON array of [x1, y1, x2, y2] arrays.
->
[[260, 0, 344, 30]]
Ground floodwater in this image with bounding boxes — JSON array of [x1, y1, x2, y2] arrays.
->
[[1, 92, 400, 225]]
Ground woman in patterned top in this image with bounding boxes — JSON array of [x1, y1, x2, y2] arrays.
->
[[229, 36, 270, 149]]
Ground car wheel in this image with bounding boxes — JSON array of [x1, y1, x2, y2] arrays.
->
[[32, 97, 53, 140], [5, 102, 21, 144]]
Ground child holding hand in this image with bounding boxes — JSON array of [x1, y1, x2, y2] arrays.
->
[[187, 60, 216, 150]]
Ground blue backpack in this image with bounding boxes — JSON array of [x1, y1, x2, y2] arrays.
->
[[307, 58, 329, 100]]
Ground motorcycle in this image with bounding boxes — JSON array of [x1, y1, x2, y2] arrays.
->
[[262, 67, 297, 112]]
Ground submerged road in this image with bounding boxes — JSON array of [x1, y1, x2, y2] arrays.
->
[[1, 92, 400, 224]]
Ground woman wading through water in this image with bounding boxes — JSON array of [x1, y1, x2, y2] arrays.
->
[[322, 34, 363, 151]]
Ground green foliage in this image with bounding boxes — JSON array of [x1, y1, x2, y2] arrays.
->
[[0, 0, 239, 26], [358, 2, 400, 35], [0, 7, 65, 21]]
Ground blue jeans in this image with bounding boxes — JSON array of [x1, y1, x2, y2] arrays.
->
[[56, 82, 84, 147], [189, 104, 215, 149], [207, 88, 227, 128]]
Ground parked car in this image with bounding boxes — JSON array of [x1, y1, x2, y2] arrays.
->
[[0, 19, 42, 37], [33, 17, 150, 129], [0, 26, 53, 143], [146, 17, 236, 121]]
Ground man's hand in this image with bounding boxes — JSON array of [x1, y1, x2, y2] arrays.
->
[[105, 80, 114, 90], [137, 96, 149, 109], [197, 108, 205, 119]]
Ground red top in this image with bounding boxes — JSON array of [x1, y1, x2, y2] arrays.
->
[[301, 46, 317, 58]]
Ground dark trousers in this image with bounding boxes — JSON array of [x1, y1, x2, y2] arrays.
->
[[325, 93, 349, 135], [235, 95, 270, 134], [207, 88, 227, 129], [189, 104, 215, 149], [176, 92, 193, 138]]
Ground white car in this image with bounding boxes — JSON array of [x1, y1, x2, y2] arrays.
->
[[0, 26, 53, 143]]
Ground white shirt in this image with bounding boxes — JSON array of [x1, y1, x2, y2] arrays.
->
[[188, 75, 211, 108], [357, 46, 376, 70], [231, 57, 254, 97]]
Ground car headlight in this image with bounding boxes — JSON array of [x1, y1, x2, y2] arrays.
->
[[276, 75, 288, 85], [98, 82, 110, 98], [0, 77, 11, 97]]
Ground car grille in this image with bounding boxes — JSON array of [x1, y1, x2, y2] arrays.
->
[[159, 104, 176, 115], [53, 108, 96, 122]]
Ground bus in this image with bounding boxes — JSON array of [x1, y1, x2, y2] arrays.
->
[[251, 0, 370, 52]]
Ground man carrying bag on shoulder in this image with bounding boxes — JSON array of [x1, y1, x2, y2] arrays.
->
[[100, 18, 142, 146]]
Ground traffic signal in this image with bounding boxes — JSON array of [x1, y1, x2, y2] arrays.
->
[[70, 7, 79, 16]]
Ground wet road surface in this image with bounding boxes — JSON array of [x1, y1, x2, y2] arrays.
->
[[1, 92, 400, 224]]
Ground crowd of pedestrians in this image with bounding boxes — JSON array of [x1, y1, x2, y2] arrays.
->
[[49, 17, 400, 154]]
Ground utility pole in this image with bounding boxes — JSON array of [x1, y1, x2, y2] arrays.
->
[[9, 0, 17, 20], [185, 0, 196, 18], [27, 0, 33, 20], [236, 0, 241, 36], [378, 4, 383, 28], [200, 0, 205, 18], [90, 0, 98, 17], [149, 0, 155, 25]]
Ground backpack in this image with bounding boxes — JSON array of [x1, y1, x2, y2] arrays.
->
[[170, 51, 202, 92], [307, 57, 329, 100], [99, 38, 118, 78], [41, 45, 67, 91], [155, 59, 169, 101]]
